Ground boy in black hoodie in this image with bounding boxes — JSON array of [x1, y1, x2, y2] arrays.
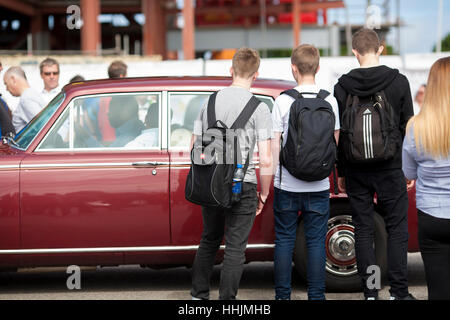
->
[[334, 28, 415, 300]]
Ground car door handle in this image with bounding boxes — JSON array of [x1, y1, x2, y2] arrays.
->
[[132, 161, 159, 168]]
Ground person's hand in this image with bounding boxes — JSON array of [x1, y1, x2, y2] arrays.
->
[[406, 179, 415, 191], [256, 192, 268, 216], [338, 177, 346, 193]]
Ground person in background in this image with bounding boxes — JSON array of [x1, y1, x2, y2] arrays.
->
[[98, 60, 128, 145], [40, 57, 61, 105], [3, 66, 45, 133], [0, 61, 15, 137], [108, 95, 144, 147], [108, 60, 128, 79], [125, 103, 159, 148], [69, 75, 85, 84], [402, 57, 450, 300], [413, 84, 426, 115]]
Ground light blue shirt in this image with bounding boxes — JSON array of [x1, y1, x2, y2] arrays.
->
[[402, 128, 450, 219]]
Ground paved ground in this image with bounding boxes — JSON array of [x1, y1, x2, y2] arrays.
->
[[0, 253, 426, 300]]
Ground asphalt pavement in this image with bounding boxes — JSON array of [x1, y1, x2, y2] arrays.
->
[[0, 253, 427, 300]]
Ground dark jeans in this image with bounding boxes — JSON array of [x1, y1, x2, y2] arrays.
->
[[345, 169, 409, 298], [191, 182, 257, 300], [418, 209, 450, 300], [273, 188, 330, 300]]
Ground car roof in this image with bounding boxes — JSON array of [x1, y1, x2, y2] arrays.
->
[[62, 76, 296, 97]]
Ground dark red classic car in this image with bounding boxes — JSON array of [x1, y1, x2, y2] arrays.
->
[[0, 77, 418, 291]]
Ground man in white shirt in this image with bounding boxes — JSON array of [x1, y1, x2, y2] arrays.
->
[[40, 58, 61, 105], [271, 44, 340, 300], [3, 67, 46, 132]]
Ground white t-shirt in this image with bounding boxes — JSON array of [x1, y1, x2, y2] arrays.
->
[[41, 87, 60, 106], [272, 84, 340, 193]]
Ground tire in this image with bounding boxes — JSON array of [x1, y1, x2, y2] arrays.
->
[[293, 202, 387, 292]]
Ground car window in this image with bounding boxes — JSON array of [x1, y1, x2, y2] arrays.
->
[[255, 95, 274, 112], [14, 92, 65, 150], [38, 92, 161, 151], [38, 106, 70, 150], [169, 92, 212, 148], [168, 92, 274, 149]]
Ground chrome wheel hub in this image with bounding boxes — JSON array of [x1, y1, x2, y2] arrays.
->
[[326, 215, 358, 276]]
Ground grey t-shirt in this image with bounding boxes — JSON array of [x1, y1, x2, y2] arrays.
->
[[193, 86, 272, 184]]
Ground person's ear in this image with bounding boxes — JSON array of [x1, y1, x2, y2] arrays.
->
[[230, 67, 234, 78], [351, 49, 359, 58], [377, 45, 384, 56], [291, 64, 299, 82], [316, 65, 320, 74], [253, 71, 259, 81]]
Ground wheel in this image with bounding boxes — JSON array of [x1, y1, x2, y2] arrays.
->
[[293, 202, 387, 292]]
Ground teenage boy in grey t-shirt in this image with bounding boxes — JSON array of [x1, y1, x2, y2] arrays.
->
[[190, 47, 273, 300]]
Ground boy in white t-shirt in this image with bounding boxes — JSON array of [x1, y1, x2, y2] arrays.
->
[[271, 44, 340, 300]]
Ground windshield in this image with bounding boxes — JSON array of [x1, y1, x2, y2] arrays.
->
[[13, 92, 66, 150]]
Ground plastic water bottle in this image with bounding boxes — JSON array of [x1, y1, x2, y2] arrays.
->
[[231, 164, 245, 203]]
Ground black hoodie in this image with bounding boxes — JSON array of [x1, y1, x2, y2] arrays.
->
[[334, 65, 414, 176]]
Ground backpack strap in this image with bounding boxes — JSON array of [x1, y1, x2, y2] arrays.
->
[[281, 89, 301, 100], [282, 89, 330, 100], [206, 91, 219, 128], [230, 96, 261, 130], [316, 89, 330, 100], [231, 95, 261, 174]]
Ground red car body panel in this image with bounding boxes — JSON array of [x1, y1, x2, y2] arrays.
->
[[0, 77, 419, 270]]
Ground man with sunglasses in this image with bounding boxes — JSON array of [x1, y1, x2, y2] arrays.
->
[[40, 57, 61, 105]]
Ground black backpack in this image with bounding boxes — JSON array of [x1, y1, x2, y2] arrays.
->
[[280, 89, 337, 182], [185, 92, 260, 209], [340, 91, 400, 163]]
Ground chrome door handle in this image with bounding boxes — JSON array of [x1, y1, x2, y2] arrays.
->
[[132, 161, 158, 168]]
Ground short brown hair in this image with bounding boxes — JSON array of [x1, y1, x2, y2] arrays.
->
[[291, 44, 320, 75], [108, 60, 128, 79], [40, 57, 59, 73], [352, 28, 381, 55], [232, 47, 260, 79]]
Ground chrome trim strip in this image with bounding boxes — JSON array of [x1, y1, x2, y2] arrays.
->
[[0, 244, 275, 255], [21, 162, 171, 169], [0, 165, 20, 170]]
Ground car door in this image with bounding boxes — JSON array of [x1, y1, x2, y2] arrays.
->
[[0, 151, 23, 267], [19, 92, 170, 260], [168, 90, 276, 246]]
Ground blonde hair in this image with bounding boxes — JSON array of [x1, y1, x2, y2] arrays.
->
[[232, 47, 260, 79], [291, 44, 320, 75], [407, 57, 450, 158]]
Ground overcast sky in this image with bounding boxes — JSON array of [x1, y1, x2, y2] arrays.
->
[[328, 0, 450, 54]]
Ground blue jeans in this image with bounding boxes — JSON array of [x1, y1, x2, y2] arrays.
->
[[273, 188, 330, 300]]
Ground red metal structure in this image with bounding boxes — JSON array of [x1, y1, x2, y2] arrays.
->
[[0, 0, 345, 58]]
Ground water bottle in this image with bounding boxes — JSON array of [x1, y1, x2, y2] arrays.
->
[[231, 164, 245, 203]]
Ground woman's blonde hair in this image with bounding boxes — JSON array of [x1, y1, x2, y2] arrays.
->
[[407, 56, 450, 158]]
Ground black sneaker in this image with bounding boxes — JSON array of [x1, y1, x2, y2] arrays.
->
[[389, 293, 417, 300]]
